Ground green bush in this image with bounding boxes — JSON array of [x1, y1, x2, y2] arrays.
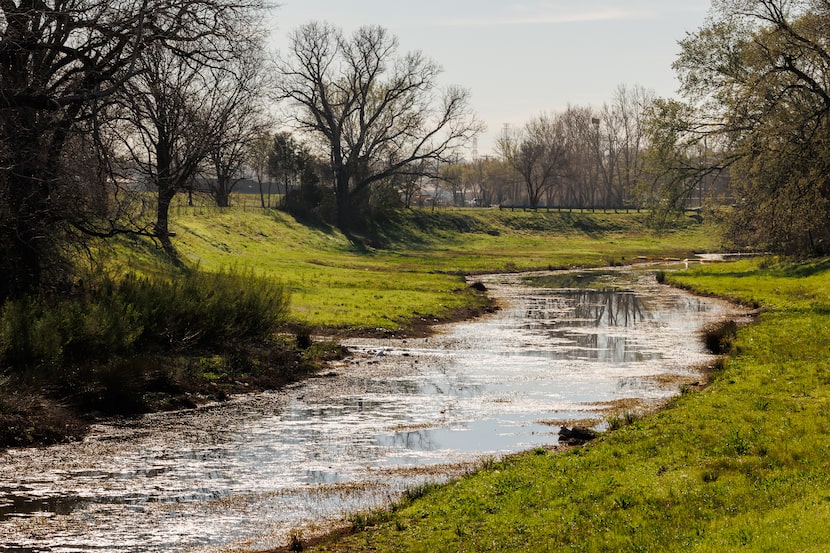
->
[[118, 269, 289, 351], [0, 269, 290, 371]]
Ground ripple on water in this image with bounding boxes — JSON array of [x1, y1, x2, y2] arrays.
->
[[0, 269, 749, 552]]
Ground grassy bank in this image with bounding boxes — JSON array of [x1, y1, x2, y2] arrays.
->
[[126, 205, 719, 333], [291, 256, 830, 552]]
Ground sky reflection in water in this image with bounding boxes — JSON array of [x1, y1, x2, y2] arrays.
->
[[0, 270, 744, 552]]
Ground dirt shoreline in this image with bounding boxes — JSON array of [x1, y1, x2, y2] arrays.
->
[[0, 294, 498, 451]]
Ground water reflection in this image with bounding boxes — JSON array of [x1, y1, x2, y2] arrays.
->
[[523, 289, 645, 329], [0, 269, 748, 552]]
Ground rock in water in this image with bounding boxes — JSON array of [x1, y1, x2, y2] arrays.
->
[[558, 426, 597, 446]]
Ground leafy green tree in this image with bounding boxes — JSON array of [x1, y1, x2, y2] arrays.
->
[[676, 0, 830, 253], [638, 99, 703, 225]]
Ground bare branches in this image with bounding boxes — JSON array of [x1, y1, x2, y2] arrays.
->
[[273, 21, 482, 230], [0, 0, 269, 296]]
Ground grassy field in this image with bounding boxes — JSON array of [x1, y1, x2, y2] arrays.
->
[[294, 257, 830, 552], [115, 203, 720, 333]]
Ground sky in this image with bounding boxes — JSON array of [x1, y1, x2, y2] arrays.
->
[[266, 1, 713, 155]]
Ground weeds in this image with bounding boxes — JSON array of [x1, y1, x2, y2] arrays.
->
[[399, 482, 441, 505], [606, 410, 642, 431], [701, 319, 738, 354]]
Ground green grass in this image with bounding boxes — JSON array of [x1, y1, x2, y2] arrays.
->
[[299, 256, 830, 552], [113, 203, 719, 333]]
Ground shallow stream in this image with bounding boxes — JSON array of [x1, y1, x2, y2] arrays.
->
[[0, 269, 747, 552]]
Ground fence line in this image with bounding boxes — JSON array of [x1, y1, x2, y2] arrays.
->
[[167, 194, 702, 216]]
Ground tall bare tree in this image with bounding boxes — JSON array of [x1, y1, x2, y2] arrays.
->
[[117, 46, 213, 247], [114, 4, 266, 248], [248, 132, 274, 208], [0, 0, 266, 297], [274, 22, 482, 231], [206, 41, 271, 208], [498, 113, 567, 207], [558, 105, 599, 208], [611, 84, 653, 205]]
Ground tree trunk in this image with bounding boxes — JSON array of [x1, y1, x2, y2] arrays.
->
[[155, 184, 176, 251], [1, 128, 50, 299], [336, 191, 352, 230], [214, 183, 230, 208], [154, 136, 177, 252], [2, 212, 43, 300], [334, 170, 353, 231]]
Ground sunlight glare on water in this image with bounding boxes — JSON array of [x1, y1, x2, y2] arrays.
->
[[0, 269, 748, 552]]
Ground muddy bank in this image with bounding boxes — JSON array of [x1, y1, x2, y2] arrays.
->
[[0, 338, 347, 450]]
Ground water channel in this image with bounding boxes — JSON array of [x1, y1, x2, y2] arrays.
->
[[0, 269, 748, 552]]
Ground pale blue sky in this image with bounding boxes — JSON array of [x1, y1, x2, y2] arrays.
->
[[267, 1, 712, 154]]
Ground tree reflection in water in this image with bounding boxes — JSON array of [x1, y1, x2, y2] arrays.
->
[[521, 289, 664, 364]]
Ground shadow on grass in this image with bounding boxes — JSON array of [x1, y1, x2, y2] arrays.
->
[[778, 258, 830, 278]]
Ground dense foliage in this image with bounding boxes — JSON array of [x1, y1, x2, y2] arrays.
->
[[0, 269, 289, 371], [674, 0, 830, 254]]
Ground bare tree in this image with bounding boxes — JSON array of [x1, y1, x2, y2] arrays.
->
[[274, 22, 482, 231], [116, 46, 217, 249], [0, 0, 266, 296], [203, 38, 271, 208], [114, 5, 267, 248], [438, 160, 466, 206], [592, 84, 655, 209], [477, 156, 513, 207], [611, 84, 653, 206], [559, 105, 599, 208], [595, 106, 621, 208], [248, 132, 274, 208], [397, 159, 428, 208], [498, 113, 567, 207]]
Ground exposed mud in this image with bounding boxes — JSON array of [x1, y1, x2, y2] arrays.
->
[[0, 268, 750, 552]]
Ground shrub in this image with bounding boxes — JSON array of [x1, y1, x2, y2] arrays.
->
[[119, 268, 290, 351], [0, 268, 290, 371]]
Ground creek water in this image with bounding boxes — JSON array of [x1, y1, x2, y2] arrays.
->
[[0, 269, 747, 552]]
